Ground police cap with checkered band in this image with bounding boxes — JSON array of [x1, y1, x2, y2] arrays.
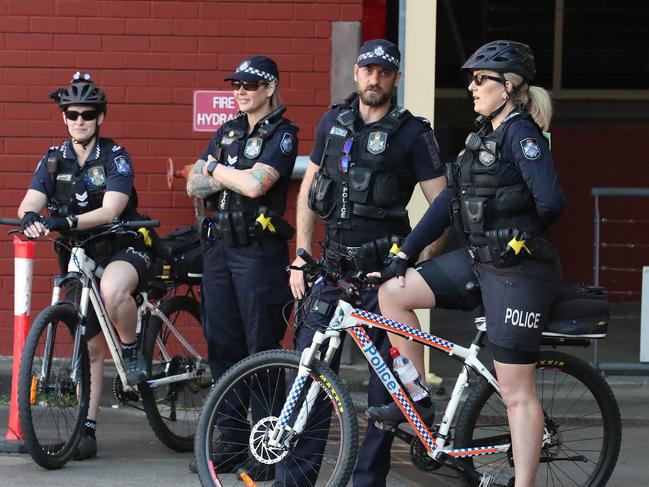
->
[[356, 39, 401, 71], [225, 55, 279, 84]]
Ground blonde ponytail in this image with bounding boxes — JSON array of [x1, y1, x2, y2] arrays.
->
[[504, 73, 553, 131]]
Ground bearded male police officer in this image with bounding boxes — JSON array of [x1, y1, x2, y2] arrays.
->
[[278, 39, 447, 487]]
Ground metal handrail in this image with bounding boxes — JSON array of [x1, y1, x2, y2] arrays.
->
[[591, 187, 649, 374]]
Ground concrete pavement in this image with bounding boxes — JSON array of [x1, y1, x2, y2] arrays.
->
[[1, 302, 648, 485]]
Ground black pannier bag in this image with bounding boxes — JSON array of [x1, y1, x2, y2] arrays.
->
[[544, 283, 609, 339], [152, 225, 203, 285]]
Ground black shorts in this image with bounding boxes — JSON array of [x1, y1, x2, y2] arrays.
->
[[416, 248, 562, 364], [65, 246, 154, 340]]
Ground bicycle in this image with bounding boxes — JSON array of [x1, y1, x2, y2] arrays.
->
[[3, 218, 210, 469], [194, 248, 621, 487]]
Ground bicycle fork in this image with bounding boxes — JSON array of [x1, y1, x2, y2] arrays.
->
[[267, 329, 342, 449]]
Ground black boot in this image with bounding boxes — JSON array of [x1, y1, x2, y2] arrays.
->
[[367, 399, 435, 426], [73, 434, 97, 460]]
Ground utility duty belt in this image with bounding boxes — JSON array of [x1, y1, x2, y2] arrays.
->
[[202, 207, 294, 247], [467, 228, 558, 268], [324, 236, 400, 274]]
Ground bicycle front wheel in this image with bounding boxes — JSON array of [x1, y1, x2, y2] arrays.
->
[[141, 295, 211, 452], [454, 351, 621, 486], [195, 349, 358, 487], [18, 305, 90, 469]]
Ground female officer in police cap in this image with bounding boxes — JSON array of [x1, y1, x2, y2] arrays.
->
[[186, 55, 298, 477], [18, 72, 153, 459], [369, 40, 566, 486]]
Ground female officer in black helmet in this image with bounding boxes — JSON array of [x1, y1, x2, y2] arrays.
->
[[18, 72, 152, 459], [186, 55, 298, 477], [369, 41, 566, 486]]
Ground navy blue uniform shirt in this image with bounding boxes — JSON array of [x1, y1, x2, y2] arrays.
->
[[310, 106, 444, 245], [200, 116, 298, 215], [29, 138, 134, 200], [402, 116, 565, 257]]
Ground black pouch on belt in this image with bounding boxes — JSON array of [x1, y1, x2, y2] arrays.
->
[[461, 196, 488, 234], [231, 211, 250, 247], [214, 212, 234, 245]]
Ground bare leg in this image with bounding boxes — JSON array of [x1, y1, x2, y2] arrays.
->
[[493, 360, 542, 487], [377, 268, 436, 377], [86, 334, 106, 421], [100, 261, 139, 344]]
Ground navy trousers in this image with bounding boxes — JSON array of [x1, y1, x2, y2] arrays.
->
[[201, 237, 291, 443], [274, 279, 395, 487]]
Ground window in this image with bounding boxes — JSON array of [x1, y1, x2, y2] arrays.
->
[[435, 0, 649, 95]]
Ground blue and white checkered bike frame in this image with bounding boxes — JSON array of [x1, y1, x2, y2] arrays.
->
[[265, 298, 542, 474]]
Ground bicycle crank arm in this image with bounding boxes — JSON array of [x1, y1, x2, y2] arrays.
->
[[540, 455, 588, 463], [147, 370, 200, 388], [435, 452, 495, 486], [371, 420, 416, 444]]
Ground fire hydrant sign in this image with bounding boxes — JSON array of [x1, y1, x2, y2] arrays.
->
[[193, 90, 239, 132]]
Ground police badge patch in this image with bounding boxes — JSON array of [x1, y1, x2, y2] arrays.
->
[[244, 137, 263, 159], [87, 166, 107, 188], [280, 133, 294, 155], [478, 140, 497, 167], [114, 155, 132, 176], [520, 137, 541, 160], [367, 131, 387, 155]]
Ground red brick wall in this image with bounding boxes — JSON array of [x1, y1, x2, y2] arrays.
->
[[0, 0, 362, 354]]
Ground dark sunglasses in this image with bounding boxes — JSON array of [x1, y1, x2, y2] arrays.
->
[[339, 138, 353, 172], [471, 73, 503, 86], [64, 110, 100, 121], [230, 80, 267, 92]]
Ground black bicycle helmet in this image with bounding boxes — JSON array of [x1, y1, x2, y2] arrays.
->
[[50, 71, 107, 112], [461, 40, 536, 82]]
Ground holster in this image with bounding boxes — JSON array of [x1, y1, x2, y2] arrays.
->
[[472, 228, 558, 267], [254, 206, 295, 240]]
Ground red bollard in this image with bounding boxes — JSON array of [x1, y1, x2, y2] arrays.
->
[[0, 235, 34, 453]]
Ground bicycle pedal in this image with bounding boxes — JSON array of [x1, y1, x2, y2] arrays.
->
[[478, 473, 495, 487], [370, 419, 398, 431]]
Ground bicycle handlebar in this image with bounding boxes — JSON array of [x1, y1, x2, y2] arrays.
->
[[0, 217, 22, 227], [296, 248, 367, 301]]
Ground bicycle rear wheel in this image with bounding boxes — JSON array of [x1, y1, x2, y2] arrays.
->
[[141, 295, 211, 452], [18, 305, 90, 469], [195, 349, 358, 487], [454, 351, 621, 486]]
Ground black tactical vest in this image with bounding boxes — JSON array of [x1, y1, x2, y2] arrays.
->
[[448, 113, 543, 237], [48, 138, 138, 220], [308, 102, 416, 236], [203, 110, 292, 217]]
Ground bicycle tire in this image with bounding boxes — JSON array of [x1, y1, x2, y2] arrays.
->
[[141, 295, 211, 452], [195, 349, 358, 487], [18, 304, 90, 469], [454, 351, 621, 487]]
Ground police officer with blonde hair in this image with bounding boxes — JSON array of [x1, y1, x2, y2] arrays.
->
[[187, 55, 298, 478], [371, 40, 566, 487]]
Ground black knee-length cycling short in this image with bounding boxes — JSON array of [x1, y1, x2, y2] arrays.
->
[[416, 247, 561, 364]]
